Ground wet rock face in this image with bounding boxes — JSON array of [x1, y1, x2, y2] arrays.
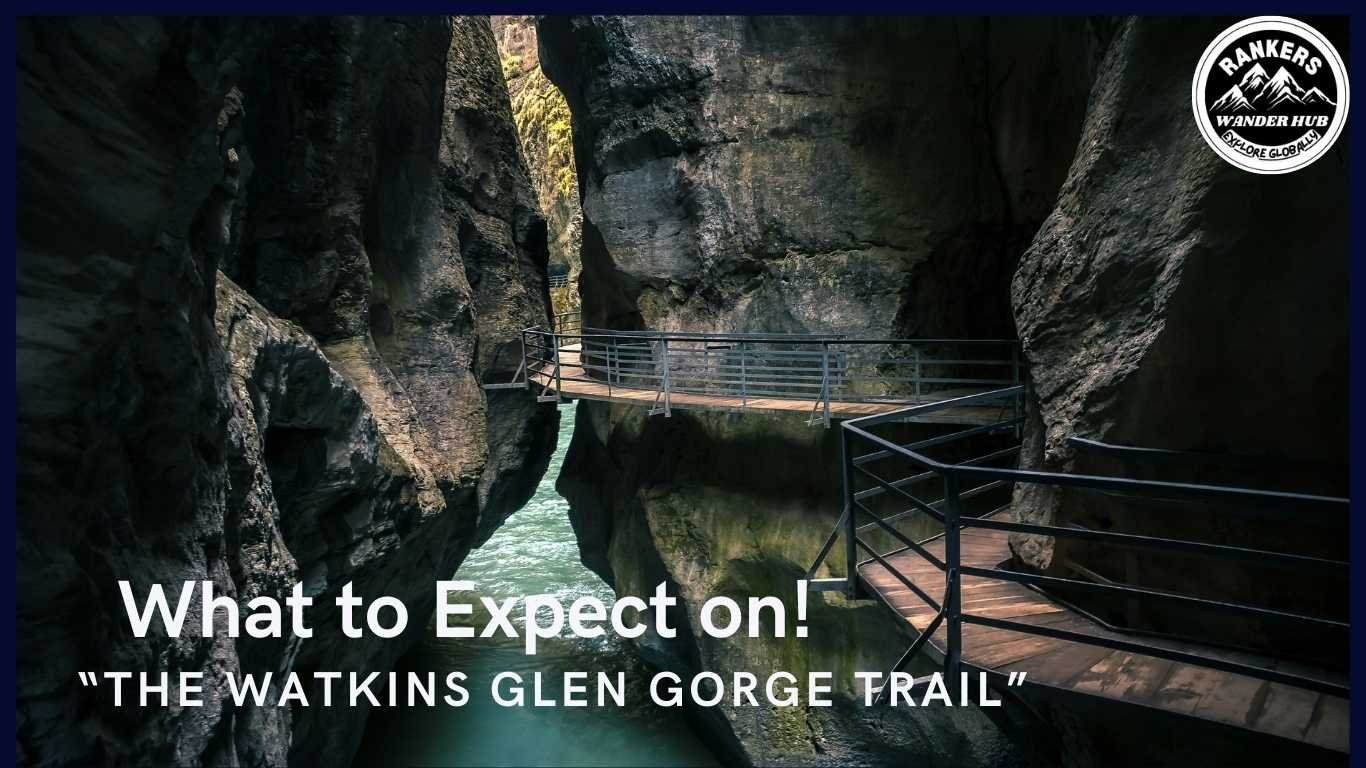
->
[[1007, 17, 1348, 643], [491, 15, 583, 276], [538, 16, 1100, 336], [17, 15, 555, 767]]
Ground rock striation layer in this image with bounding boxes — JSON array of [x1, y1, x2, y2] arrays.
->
[[16, 16, 555, 767]]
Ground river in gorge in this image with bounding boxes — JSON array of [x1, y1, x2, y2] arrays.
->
[[356, 402, 718, 767]]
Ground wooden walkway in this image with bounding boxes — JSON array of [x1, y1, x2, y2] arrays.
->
[[857, 513, 1350, 754], [529, 346, 1013, 425]]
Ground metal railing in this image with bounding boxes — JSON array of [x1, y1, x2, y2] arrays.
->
[[806, 387, 1350, 700], [513, 324, 1023, 426], [552, 313, 582, 335], [548, 274, 573, 289]]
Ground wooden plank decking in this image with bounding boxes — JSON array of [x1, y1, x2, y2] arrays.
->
[[529, 345, 1013, 425], [857, 516, 1350, 753]]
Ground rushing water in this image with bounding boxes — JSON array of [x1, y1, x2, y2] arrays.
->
[[356, 402, 718, 767]]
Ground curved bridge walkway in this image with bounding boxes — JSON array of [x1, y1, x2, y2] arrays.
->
[[493, 317, 1024, 427], [487, 316, 1350, 758]]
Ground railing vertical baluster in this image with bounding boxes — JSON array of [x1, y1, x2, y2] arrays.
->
[[821, 341, 831, 428], [842, 426, 860, 600], [662, 337, 672, 417], [943, 471, 962, 683], [740, 342, 748, 407], [519, 330, 528, 389], [704, 341, 715, 390], [913, 345, 922, 402], [1010, 343, 1023, 440], [553, 330, 563, 403]]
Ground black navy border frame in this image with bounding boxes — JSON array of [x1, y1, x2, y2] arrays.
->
[[1, 8, 1361, 762]]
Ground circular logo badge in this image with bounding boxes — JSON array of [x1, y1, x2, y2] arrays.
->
[[1192, 16, 1349, 174]]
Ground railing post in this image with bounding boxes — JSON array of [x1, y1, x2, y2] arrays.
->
[[661, 337, 672, 417], [821, 341, 831, 428], [607, 336, 615, 394], [552, 330, 563, 403], [913, 346, 922, 401], [740, 342, 748, 406], [842, 426, 860, 600], [1010, 343, 1023, 440], [519, 330, 529, 389], [943, 471, 962, 683]]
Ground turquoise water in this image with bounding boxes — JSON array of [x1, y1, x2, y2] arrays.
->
[[355, 402, 718, 767]]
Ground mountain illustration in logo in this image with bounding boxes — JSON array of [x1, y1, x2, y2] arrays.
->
[[1210, 63, 1336, 114]]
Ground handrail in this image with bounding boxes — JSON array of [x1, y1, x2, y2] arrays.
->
[[1067, 433, 1345, 474], [552, 313, 582, 336], [579, 325, 1019, 345], [807, 388, 1350, 700], [519, 325, 1026, 427]]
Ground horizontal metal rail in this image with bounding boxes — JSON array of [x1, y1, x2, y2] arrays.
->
[[521, 326, 1025, 428], [964, 515, 1348, 571], [853, 446, 1020, 503], [551, 313, 581, 335], [805, 385, 1350, 704], [856, 536, 942, 613], [964, 614, 1347, 698], [1067, 434, 1346, 474], [960, 564, 1346, 630], [852, 499, 948, 570]]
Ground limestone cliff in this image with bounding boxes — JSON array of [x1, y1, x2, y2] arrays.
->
[[1008, 17, 1348, 669], [16, 16, 555, 767], [540, 15, 1102, 766], [538, 16, 1102, 338], [492, 15, 583, 278]]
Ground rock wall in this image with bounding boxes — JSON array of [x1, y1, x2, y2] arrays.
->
[[559, 405, 1025, 767], [539, 15, 1102, 765], [491, 15, 583, 277], [16, 16, 555, 768], [539, 13, 1348, 764], [538, 15, 1103, 337], [1008, 17, 1348, 663], [1013, 15, 1348, 486]]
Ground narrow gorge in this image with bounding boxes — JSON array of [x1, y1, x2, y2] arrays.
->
[[538, 14, 1347, 768], [15, 14, 1350, 768]]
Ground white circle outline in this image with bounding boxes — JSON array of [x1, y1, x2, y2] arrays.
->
[[1191, 16, 1350, 175]]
